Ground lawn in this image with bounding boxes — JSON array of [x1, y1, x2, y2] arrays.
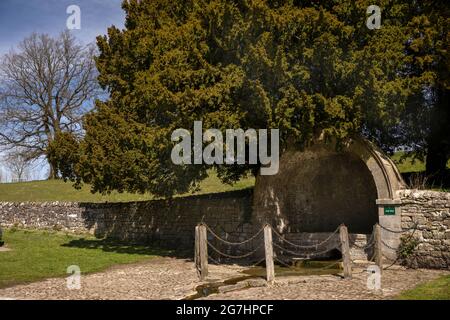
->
[[0, 153, 448, 203], [0, 229, 169, 289], [0, 171, 255, 203], [391, 152, 426, 173], [396, 275, 450, 300], [391, 152, 450, 173]]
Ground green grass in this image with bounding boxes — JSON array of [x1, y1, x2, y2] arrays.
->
[[1, 151, 448, 203], [391, 152, 450, 173], [392, 152, 450, 191], [0, 229, 169, 289], [391, 152, 426, 173], [396, 275, 450, 300], [0, 171, 255, 203]]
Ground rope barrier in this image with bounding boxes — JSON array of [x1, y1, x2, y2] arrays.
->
[[382, 224, 418, 270], [275, 257, 343, 272], [209, 254, 266, 268], [270, 225, 340, 250], [381, 240, 398, 251], [381, 253, 396, 261], [351, 233, 375, 250], [273, 242, 340, 258], [274, 257, 292, 268], [205, 224, 264, 246], [312, 259, 343, 271], [200, 221, 420, 273], [250, 257, 267, 268], [381, 253, 400, 270], [208, 255, 222, 265], [378, 222, 418, 234], [351, 252, 377, 275], [207, 240, 263, 259], [352, 241, 375, 250]]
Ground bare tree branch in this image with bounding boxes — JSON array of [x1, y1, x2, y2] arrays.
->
[[3, 150, 33, 182], [0, 31, 100, 178]]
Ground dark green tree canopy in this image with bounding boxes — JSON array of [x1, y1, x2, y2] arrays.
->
[[51, 0, 449, 196]]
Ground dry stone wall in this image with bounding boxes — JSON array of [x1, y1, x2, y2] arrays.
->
[[0, 190, 255, 250], [399, 190, 450, 269], [1, 188, 449, 269]]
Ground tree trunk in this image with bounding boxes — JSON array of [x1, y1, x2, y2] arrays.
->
[[426, 141, 448, 175], [425, 87, 450, 184], [48, 160, 58, 180]]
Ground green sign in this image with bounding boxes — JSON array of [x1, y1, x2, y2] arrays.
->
[[384, 206, 396, 216]]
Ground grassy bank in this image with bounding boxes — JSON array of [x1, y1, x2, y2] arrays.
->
[[0, 172, 255, 203], [0, 229, 169, 289], [1, 152, 448, 203]]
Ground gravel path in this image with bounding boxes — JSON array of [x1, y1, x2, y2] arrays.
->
[[0, 258, 447, 300]]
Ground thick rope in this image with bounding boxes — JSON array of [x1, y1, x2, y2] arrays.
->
[[351, 233, 375, 250], [351, 251, 376, 272], [205, 224, 265, 246], [250, 257, 266, 267], [383, 225, 418, 270], [273, 242, 340, 258], [274, 257, 292, 268], [378, 222, 418, 234], [381, 240, 398, 251], [312, 259, 343, 271], [207, 240, 263, 259], [275, 257, 342, 272], [208, 255, 222, 265], [270, 225, 340, 249], [202, 222, 418, 271], [208, 254, 265, 268]]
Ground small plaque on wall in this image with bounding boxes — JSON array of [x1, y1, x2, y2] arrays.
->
[[384, 206, 396, 216]]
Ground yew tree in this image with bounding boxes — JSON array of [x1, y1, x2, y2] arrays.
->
[[51, 0, 449, 196]]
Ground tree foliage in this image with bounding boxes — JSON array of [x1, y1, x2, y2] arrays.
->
[[53, 0, 449, 196]]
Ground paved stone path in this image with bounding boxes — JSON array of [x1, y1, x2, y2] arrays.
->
[[0, 257, 447, 300], [202, 267, 449, 300]]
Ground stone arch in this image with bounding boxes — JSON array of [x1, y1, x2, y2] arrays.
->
[[253, 136, 406, 234], [345, 137, 405, 200]]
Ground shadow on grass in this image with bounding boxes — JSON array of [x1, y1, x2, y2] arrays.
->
[[61, 237, 193, 259]]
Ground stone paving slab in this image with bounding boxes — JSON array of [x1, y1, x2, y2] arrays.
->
[[202, 267, 449, 300], [0, 258, 447, 300], [0, 258, 245, 300]]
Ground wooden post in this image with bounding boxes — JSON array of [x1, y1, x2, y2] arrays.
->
[[263, 224, 275, 283], [374, 223, 383, 273], [339, 224, 352, 279], [195, 224, 208, 281], [194, 225, 200, 278]]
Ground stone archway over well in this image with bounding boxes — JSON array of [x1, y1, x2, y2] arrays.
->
[[253, 136, 406, 235]]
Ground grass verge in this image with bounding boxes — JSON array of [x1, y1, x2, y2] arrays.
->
[[0, 228, 169, 289], [396, 275, 450, 300]]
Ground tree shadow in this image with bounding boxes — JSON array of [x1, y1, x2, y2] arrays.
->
[[61, 237, 193, 259]]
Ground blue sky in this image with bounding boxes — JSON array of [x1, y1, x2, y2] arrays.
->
[[0, 0, 125, 55], [0, 0, 125, 181]]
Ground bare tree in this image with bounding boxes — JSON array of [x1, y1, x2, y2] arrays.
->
[[0, 31, 100, 179], [3, 151, 32, 182]]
